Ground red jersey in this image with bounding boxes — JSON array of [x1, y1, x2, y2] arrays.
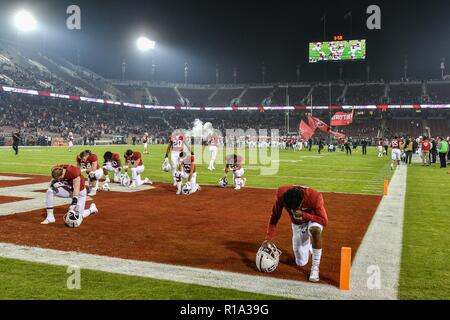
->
[[143, 135, 149, 143], [125, 151, 143, 166], [226, 154, 243, 171], [421, 141, 431, 151], [181, 155, 196, 173], [378, 140, 383, 147], [265, 186, 328, 240], [109, 153, 121, 168], [391, 139, 401, 149], [170, 134, 185, 152], [76, 154, 100, 170], [53, 165, 85, 192], [208, 135, 219, 147]]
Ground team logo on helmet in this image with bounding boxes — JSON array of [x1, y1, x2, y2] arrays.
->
[[256, 243, 282, 273], [64, 209, 83, 228]]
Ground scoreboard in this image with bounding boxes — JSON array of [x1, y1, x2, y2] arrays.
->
[[309, 39, 366, 63]]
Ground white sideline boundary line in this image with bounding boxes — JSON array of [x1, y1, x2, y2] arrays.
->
[[0, 166, 406, 299]]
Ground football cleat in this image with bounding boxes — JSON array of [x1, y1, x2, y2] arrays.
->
[[104, 176, 111, 184], [89, 203, 98, 215], [309, 267, 320, 282], [41, 217, 55, 225], [143, 178, 153, 185]]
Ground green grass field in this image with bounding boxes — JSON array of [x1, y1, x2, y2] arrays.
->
[[0, 144, 448, 299]]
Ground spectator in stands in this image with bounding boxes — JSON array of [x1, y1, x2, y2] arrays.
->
[[437, 137, 448, 168]]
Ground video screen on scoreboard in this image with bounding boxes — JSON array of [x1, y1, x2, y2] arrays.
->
[[309, 39, 366, 63]]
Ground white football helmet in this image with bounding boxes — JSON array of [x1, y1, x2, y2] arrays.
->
[[218, 177, 228, 188], [256, 243, 282, 273], [181, 183, 192, 195], [162, 159, 171, 172], [120, 173, 131, 187], [64, 209, 83, 228]]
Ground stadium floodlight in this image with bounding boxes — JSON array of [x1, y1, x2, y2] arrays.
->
[[14, 10, 37, 32], [136, 36, 156, 51]]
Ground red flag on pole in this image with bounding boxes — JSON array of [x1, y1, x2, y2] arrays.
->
[[330, 130, 346, 138], [330, 109, 354, 126], [299, 120, 314, 140], [308, 114, 331, 133]]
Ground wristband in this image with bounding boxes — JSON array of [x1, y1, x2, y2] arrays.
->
[[71, 197, 79, 205]]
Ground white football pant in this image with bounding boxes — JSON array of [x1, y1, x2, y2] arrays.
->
[[291, 222, 323, 266], [131, 165, 145, 186], [45, 187, 93, 221], [176, 171, 199, 193], [171, 151, 181, 183], [89, 168, 104, 191], [209, 146, 218, 169], [233, 168, 245, 187], [103, 163, 120, 181]]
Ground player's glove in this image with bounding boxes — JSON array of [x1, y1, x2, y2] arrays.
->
[[123, 165, 129, 170], [80, 168, 87, 173]]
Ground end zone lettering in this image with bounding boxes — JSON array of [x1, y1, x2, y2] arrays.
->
[[224, 304, 269, 315]]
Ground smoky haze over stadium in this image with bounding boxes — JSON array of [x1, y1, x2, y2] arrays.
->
[[0, 0, 449, 84]]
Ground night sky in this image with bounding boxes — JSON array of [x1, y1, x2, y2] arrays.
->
[[0, 0, 449, 84]]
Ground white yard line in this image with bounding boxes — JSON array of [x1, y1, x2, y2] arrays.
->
[[348, 164, 407, 299], [0, 167, 406, 299]]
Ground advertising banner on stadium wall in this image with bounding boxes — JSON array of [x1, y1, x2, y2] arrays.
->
[[330, 109, 354, 126]]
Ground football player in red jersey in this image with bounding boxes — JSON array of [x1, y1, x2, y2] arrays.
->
[[41, 165, 98, 225], [207, 133, 220, 171], [175, 152, 200, 195], [165, 130, 191, 186], [223, 154, 246, 190], [124, 149, 152, 188], [390, 136, 403, 170], [261, 186, 328, 282], [103, 151, 122, 183], [76, 150, 103, 196], [143, 132, 150, 154]]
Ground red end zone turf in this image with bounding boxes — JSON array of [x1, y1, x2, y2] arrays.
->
[[0, 179, 381, 287]]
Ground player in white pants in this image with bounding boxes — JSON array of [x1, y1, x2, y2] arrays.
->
[[207, 134, 220, 170], [262, 186, 328, 282], [41, 165, 98, 225], [175, 152, 200, 195], [102, 151, 122, 183], [77, 150, 103, 196], [165, 132, 189, 186], [143, 133, 149, 154], [68, 132, 74, 152], [224, 154, 246, 190], [124, 149, 151, 188]]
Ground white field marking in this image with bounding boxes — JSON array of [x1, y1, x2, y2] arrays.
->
[[0, 242, 351, 300], [0, 176, 29, 181], [349, 164, 407, 300], [0, 182, 71, 216], [0, 176, 154, 216], [270, 160, 304, 163]]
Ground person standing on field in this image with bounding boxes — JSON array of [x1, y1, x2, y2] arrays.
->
[[12, 130, 21, 155], [421, 136, 431, 166], [437, 137, 448, 168], [404, 137, 413, 166], [361, 138, 367, 155]]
